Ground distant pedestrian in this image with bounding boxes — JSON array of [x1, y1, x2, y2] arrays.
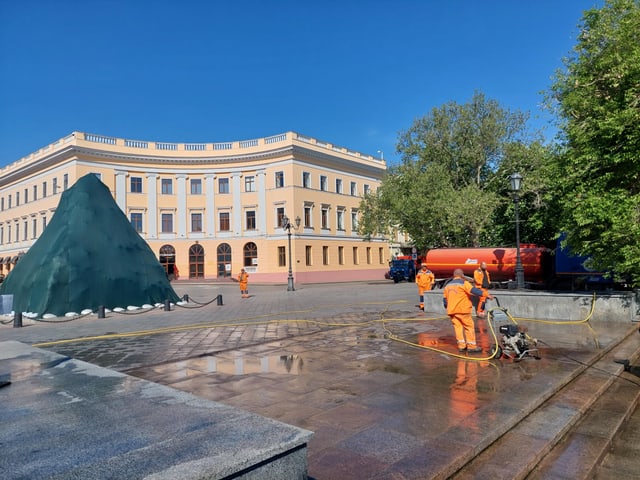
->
[[415, 263, 435, 311], [473, 262, 491, 317], [443, 269, 493, 353], [238, 268, 249, 298]]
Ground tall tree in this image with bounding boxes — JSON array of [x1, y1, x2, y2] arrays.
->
[[547, 0, 640, 285], [359, 91, 535, 250]]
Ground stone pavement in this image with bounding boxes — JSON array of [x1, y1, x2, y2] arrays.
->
[[2, 280, 640, 479]]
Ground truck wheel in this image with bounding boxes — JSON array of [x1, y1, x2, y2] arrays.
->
[[393, 276, 400, 283]]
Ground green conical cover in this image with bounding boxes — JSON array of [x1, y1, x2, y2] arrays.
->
[[0, 173, 180, 317]]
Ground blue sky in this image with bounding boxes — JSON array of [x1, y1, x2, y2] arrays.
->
[[0, 0, 601, 167]]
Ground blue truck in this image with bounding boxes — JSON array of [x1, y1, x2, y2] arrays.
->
[[388, 258, 416, 283]]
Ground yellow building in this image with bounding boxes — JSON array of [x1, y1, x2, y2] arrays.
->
[[0, 131, 389, 284]]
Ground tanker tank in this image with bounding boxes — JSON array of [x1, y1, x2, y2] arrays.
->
[[424, 245, 552, 284]]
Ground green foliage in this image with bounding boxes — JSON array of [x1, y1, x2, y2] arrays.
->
[[548, 0, 640, 285], [359, 91, 552, 251]]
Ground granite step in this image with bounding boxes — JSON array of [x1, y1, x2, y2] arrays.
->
[[449, 327, 640, 480], [594, 397, 640, 479]]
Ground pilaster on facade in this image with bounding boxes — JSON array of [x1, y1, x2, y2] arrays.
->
[[146, 173, 158, 239], [176, 174, 187, 238], [114, 170, 127, 212]]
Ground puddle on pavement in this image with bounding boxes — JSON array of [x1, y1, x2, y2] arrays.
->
[[166, 353, 305, 378]]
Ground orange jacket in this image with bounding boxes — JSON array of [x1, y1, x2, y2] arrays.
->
[[443, 277, 483, 315], [238, 272, 249, 285], [474, 268, 491, 289], [416, 268, 435, 290]]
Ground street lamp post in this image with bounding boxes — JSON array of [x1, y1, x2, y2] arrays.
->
[[509, 173, 525, 289], [282, 214, 301, 291]]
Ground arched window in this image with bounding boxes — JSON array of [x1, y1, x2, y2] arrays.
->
[[189, 243, 205, 279], [217, 243, 232, 278], [159, 244, 176, 278], [243, 242, 258, 267]]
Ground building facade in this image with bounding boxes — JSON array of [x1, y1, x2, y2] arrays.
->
[[0, 131, 389, 284]]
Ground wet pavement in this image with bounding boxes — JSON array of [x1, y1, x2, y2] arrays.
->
[[2, 281, 639, 479]]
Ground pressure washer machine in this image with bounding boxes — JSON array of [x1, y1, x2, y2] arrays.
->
[[489, 306, 540, 361]]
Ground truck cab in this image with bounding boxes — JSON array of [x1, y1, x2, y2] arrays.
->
[[389, 258, 416, 283]]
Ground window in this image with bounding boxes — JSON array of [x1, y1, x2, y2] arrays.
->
[[23, 220, 27, 240], [276, 207, 285, 228], [63, 174, 69, 190], [336, 178, 343, 193], [24, 188, 28, 203], [8, 195, 11, 209], [33, 185, 37, 201], [322, 246, 329, 265], [278, 246, 286, 267], [161, 213, 173, 233], [32, 218, 37, 239], [275, 171, 284, 188], [190, 178, 202, 194], [321, 208, 329, 229], [130, 213, 143, 232], [367, 247, 372, 264], [350, 181, 357, 196], [364, 184, 370, 195], [219, 178, 229, 193], [337, 210, 344, 230], [353, 246, 359, 265], [379, 247, 384, 264], [191, 213, 203, 232], [161, 178, 173, 194], [7, 225, 11, 243], [219, 212, 230, 231], [0, 226, 3, 244], [338, 246, 344, 265], [131, 177, 143, 193], [16, 192, 19, 206], [320, 175, 327, 191], [42, 216, 47, 231], [245, 176, 255, 192], [302, 172, 310, 188], [42, 181, 47, 198], [243, 242, 258, 267], [245, 210, 256, 230], [305, 245, 312, 266], [351, 210, 359, 231], [304, 206, 312, 228], [15, 223, 19, 242], [1, 198, 4, 211], [53, 178, 58, 194]]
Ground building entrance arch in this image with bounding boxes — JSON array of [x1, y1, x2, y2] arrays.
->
[[217, 243, 232, 278], [189, 243, 205, 279], [159, 244, 177, 279]]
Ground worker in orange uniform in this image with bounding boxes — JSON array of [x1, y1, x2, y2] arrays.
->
[[473, 262, 491, 318], [238, 268, 249, 298], [443, 268, 493, 353], [415, 263, 435, 311]]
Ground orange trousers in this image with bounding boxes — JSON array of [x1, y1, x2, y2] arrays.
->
[[449, 312, 477, 349]]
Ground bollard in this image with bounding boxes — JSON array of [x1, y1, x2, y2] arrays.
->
[[217, 294, 223, 306], [183, 294, 189, 303], [98, 305, 105, 319], [13, 311, 22, 328], [164, 299, 171, 311]]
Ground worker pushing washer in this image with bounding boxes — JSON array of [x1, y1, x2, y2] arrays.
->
[[443, 268, 493, 353]]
